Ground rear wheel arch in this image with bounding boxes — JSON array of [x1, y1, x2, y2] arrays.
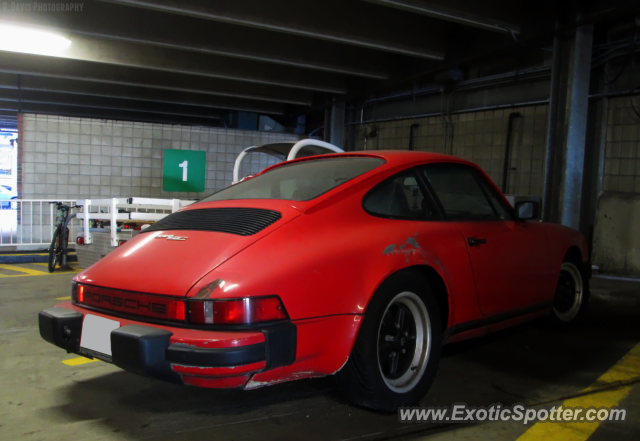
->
[[337, 267, 444, 410], [370, 265, 449, 332]]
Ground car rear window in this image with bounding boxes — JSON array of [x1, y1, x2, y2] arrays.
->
[[200, 157, 385, 202]]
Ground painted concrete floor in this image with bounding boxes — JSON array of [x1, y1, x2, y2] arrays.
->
[[0, 266, 638, 441]]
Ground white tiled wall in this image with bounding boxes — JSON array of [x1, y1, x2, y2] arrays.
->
[[19, 114, 300, 200], [603, 97, 640, 193], [354, 105, 549, 197]]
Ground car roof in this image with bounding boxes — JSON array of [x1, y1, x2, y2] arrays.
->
[[260, 150, 477, 174]]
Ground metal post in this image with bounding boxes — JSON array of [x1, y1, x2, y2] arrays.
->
[[502, 112, 520, 193], [595, 98, 608, 197], [323, 102, 332, 143], [83, 199, 92, 245], [110, 198, 118, 247], [330, 96, 346, 148], [542, 29, 562, 222], [558, 24, 594, 229]]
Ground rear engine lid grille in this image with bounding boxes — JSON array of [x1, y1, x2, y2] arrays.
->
[[141, 208, 282, 236]]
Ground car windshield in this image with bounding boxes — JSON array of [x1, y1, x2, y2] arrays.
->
[[201, 157, 385, 202]]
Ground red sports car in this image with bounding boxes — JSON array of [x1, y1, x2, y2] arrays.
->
[[39, 151, 590, 411]]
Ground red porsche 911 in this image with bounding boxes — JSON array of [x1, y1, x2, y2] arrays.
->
[[39, 151, 590, 411]]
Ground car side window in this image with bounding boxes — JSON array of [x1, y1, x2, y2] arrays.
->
[[476, 176, 513, 220], [364, 171, 437, 219], [420, 163, 508, 221]]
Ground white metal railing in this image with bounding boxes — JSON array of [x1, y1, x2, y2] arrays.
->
[[0, 197, 194, 249], [0, 199, 78, 248], [76, 198, 195, 247]]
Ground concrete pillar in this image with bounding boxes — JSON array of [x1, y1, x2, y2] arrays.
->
[[543, 23, 594, 229], [330, 96, 345, 149]]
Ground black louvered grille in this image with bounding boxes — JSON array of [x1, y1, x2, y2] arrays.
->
[[142, 208, 282, 236]]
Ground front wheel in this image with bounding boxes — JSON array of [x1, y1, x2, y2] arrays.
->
[[48, 228, 61, 273], [551, 259, 589, 324], [334, 271, 442, 411]]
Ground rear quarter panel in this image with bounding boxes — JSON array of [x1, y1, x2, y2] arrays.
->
[[188, 177, 481, 328]]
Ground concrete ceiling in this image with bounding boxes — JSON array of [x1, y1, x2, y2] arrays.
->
[[0, 0, 637, 130]]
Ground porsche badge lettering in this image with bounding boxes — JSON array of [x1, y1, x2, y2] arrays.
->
[[155, 234, 188, 241]]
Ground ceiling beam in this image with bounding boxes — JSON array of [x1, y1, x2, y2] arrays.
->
[[0, 35, 347, 93], [361, 0, 521, 34], [97, 0, 446, 59], [0, 1, 390, 79], [0, 52, 314, 106], [0, 89, 222, 120], [0, 103, 222, 127], [0, 74, 290, 115]]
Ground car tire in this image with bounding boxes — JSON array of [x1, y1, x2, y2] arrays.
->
[[48, 228, 61, 273], [550, 256, 589, 325], [334, 270, 442, 411]]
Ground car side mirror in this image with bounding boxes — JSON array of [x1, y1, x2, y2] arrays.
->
[[514, 201, 539, 220]]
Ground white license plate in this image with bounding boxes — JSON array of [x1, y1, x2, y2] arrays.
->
[[80, 314, 120, 356]]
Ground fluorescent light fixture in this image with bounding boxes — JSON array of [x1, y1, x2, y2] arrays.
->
[[0, 24, 71, 56]]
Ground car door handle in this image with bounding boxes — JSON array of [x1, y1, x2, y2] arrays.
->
[[468, 237, 487, 247]]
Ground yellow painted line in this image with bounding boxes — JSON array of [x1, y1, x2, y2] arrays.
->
[[0, 264, 50, 276], [62, 357, 97, 366], [32, 262, 81, 269], [56, 296, 71, 300], [517, 342, 640, 441], [0, 270, 82, 278]]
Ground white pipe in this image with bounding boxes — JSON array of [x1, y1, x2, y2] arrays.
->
[[232, 140, 344, 184], [286, 139, 343, 161], [232, 146, 257, 184]]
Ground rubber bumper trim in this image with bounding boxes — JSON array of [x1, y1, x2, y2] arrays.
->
[[38, 308, 83, 353], [260, 321, 297, 370], [111, 324, 181, 383], [165, 342, 266, 367], [39, 307, 297, 382]]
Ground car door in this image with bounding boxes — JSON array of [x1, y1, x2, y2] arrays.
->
[[419, 163, 550, 316]]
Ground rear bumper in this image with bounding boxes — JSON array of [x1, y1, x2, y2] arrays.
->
[[39, 306, 296, 388]]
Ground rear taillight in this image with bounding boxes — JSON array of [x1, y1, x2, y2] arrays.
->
[[74, 284, 186, 322], [188, 297, 287, 325], [71, 283, 287, 326], [76, 237, 85, 245]]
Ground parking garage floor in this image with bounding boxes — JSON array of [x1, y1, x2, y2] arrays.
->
[[1, 266, 639, 441]]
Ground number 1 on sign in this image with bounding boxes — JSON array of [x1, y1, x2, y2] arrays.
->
[[179, 160, 188, 181]]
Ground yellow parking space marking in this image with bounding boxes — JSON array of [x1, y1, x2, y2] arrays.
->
[[62, 357, 97, 366], [0, 272, 79, 278], [0, 264, 50, 276], [0, 263, 82, 277], [56, 296, 71, 300], [33, 262, 80, 269], [517, 342, 640, 441]]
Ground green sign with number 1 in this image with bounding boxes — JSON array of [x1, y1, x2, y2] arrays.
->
[[163, 149, 206, 192]]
